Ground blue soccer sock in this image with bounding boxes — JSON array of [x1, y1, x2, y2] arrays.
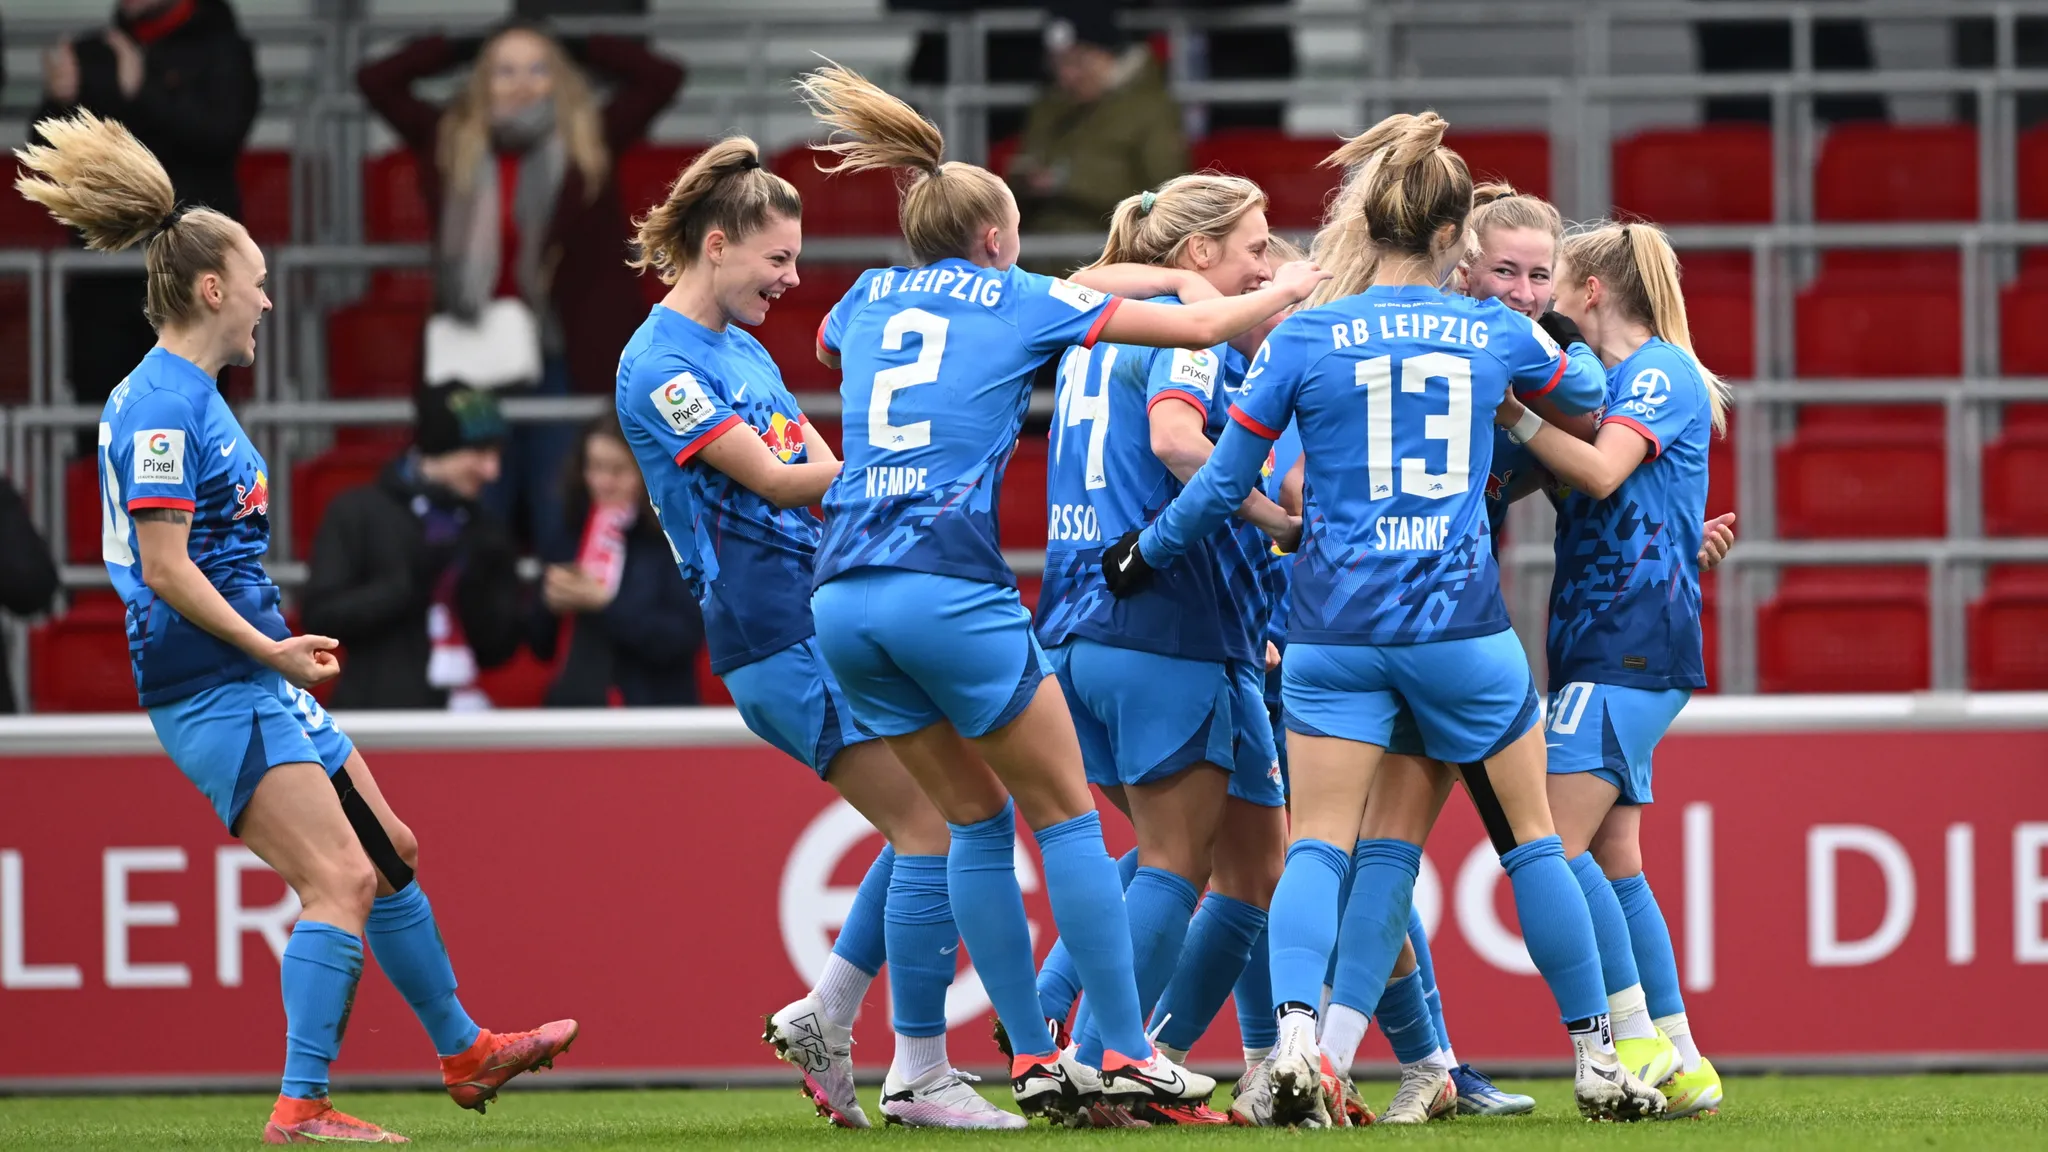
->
[[1077, 866, 1198, 1067], [1235, 924, 1277, 1054], [364, 884, 479, 1058], [1321, 841, 1367, 993], [1376, 969, 1442, 1065], [1268, 839, 1351, 1012], [1036, 848, 1137, 1024], [1329, 839, 1423, 1020], [835, 844, 894, 977], [280, 920, 364, 1100], [1152, 892, 1266, 1054], [948, 801, 1055, 1058], [885, 853, 955, 1042], [1501, 836, 1606, 1024], [1612, 872, 1686, 1020], [1406, 903, 1455, 1058], [1570, 852, 1641, 997], [1035, 811, 1151, 1058]]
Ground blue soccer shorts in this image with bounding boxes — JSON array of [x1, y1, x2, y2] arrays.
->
[[148, 669, 355, 832], [723, 635, 875, 779], [1542, 681, 1692, 805], [1281, 628, 1539, 765]]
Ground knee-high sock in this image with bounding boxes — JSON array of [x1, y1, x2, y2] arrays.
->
[[1328, 839, 1423, 1021], [1377, 968, 1442, 1065], [1268, 839, 1352, 1012], [280, 920, 364, 1100], [1152, 892, 1266, 1053], [1037, 847, 1138, 1023], [1076, 866, 1198, 1066], [948, 801, 1055, 1057], [1235, 924, 1277, 1052], [1612, 872, 1686, 1020], [835, 845, 893, 976], [1034, 811, 1151, 1057], [1501, 836, 1606, 1024], [364, 884, 479, 1057], [885, 853, 955, 1040], [1407, 903, 1454, 1057], [1322, 841, 1365, 993], [1570, 852, 1641, 996]]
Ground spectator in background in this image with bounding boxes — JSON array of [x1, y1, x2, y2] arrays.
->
[[357, 20, 683, 555], [1006, 4, 1188, 242], [0, 477, 58, 713], [1694, 3, 1885, 124], [528, 417, 701, 707], [303, 384, 523, 711], [35, 0, 257, 423]]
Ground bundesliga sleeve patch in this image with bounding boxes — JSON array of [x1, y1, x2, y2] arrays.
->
[[1168, 347, 1217, 398], [132, 428, 186, 486], [1049, 278, 1108, 311], [650, 372, 718, 436]]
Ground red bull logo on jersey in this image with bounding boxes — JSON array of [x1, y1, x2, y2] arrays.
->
[[232, 470, 269, 520], [1486, 469, 1510, 502], [758, 412, 807, 464]]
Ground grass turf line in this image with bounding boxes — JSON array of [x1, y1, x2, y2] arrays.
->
[[2, 1075, 2045, 1150]]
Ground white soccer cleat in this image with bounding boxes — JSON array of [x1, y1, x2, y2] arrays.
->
[[1381, 1061, 1457, 1124], [1265, 1021, 1332, 1128], [1574, 1044, 1666, 1122], [881, 1067, 1027, 1130], [764, 994, 868, 1128], [1229, 1058, 1274, 1127]]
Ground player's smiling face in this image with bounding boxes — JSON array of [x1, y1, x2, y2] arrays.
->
[[715, 211, 802, 327], [1467, 225, 1554, 318], [215, 232, 271, 368], [1184, 207, 1273, 298]]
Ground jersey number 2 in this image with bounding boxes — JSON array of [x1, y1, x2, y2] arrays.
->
[[869, 308, 947, 452], [1356, 351, 1472, 501]]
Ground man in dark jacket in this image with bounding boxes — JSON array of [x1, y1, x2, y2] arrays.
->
[[0, 478, 59, 713], [302, 385, 523, 710], [36, 0, 259, 417]]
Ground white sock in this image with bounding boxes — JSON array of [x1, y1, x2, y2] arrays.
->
[[1656, 1012, 1702, 1074], [1430, 1049, 1457, 1072], [1569, 1012, 1616, 1057], [1403, 1052, 1442, 1075], [813, 954, 871, 1029], [1441, 1045, 1459, 1069], [1318, 984, 1333, 1023], [1278, 1007, 1318, 1056], [891, 1032, 949, 1086], [1158, 1043, 1189, 1065], [1608, 984, 1657, 1042], [1244, 1046, 1271, 1070], [1319, 1004, 1369, 1080]]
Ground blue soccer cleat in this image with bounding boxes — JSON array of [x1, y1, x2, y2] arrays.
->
[[1451, 1063, 1536, 1116]]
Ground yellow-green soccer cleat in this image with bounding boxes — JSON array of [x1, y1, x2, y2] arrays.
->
[[1658, 1057, 1723, 1120], [1615, 1029, 1681, 1089]]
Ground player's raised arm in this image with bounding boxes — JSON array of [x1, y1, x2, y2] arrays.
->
[[1098, 260, 1328, 351]]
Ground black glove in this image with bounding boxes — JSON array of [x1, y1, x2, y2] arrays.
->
[[1099, 530, 1156, 598], [1536, 309, 1586, 351]]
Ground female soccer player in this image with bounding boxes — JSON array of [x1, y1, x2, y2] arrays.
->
[[1099, 111, 1666, 1125], [794, 61, 1327, 1123], [23, 110, 574, 1147], [1491, 220, 1731, 1120], [613, 138, 1014, 1130]]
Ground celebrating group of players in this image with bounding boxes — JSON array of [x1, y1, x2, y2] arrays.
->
[[33, 45, 1733, 1144]]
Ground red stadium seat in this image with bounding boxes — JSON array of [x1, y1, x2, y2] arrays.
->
[[473, 649, 553, 708], [238, 150, 293, 245], [65, 457, 100, 565], [1773, 424, 1945, 539], [292, 444, 400, 559], [1612, 125, 1773, 223], [1190, 131, 1341, 229], [616, 143, 704, 223], [2016, 123, 2048, 219], [326, 301, 427, 397], [1684, 281, 1755, 381], [29, 593, 138, 712], [0, 279, 32, 404], [754, 302, 834, 393], [1999, 272, 2048, 373], [1984, 419, 2048, 536], [1448, 132, 1550, 201], [1706, 412, 1736, 524], [1795, 277, 1961, 377], [999, 434, 1050, 552], [1968, 566, 2048, 690], [364, 151, 432, 243], [772, 146, 901, 236], [0, 160, 71, 248], [1017, 574, 1043, 614], [1815, 123, 1979, 222], [1756, 566, 1930, 693]]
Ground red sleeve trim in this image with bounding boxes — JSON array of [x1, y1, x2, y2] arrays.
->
[[1228, 405, 1282, 441], [127, 496, 196, 512], [1602, 414, 1664, 459], [673, 414, 744, 466], [815, 313, 837, 358], [1080, 295, 1124, 348], [1517, 351, 1568, 401], [1146, 390, 1209, 419]]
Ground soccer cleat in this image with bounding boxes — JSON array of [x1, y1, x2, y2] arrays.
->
[[882, 1066, 1027, 1129], [1574, 1044, 1666, 1122], [1097, 1046, 1203, 1117], [1616, 1030, 1681, 1089], [1335, 1069, 1377, 1127], [1452, 1063, 1536, 1116], [1265, 1025, 1331, 1128], [1228, 1058, 1274, 1127], [989, 1014, 1068, 1062], [1380, 1062, 1457, 1124], [763, 996, 868, 1129], [263, 1096, 408, 1144], [1658, 1057, 1724, 1121], [1009, 1049, 1083, 1125], [442, 1019, 578, 1114]]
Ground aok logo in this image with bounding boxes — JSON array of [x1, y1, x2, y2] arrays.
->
[[780, 801, 1039, 1028]]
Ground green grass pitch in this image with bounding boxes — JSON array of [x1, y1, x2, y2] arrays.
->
[[4, 1075, 2046, 1150]]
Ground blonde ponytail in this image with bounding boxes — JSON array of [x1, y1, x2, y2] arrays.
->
[[1085, 173, 1267, 271], [1562, 220, 1731, 435], [628, 135, 802, 284], [1307, 111, 1471, 307]]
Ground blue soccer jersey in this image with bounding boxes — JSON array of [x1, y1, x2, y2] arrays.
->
[[1143, 285, 1576, 647], [1546, 338, 1712, 691], [1484, 340, 1606, 535], [100, 347, 285, 705], [617, 305, 826, 675], [1036, 301, 1257, 664], [814, 258, 1120, 590]]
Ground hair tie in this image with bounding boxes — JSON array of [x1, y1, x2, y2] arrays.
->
[[736, 153, 761, 172], [1139, 191, 1157, 215], [149, 203, 190, 242]]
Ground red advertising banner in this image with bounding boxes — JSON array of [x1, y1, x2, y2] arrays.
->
[[3, 726, 2046, 1084]]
